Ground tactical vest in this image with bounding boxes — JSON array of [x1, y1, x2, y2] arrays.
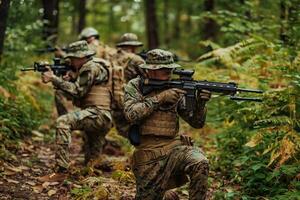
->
[[110, 50, 131, 109], [111, 64, 125, 109], [139, 91, 179, 138], [80, 58, 112, 110]]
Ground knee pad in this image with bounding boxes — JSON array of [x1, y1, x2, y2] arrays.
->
[[56, 116, 70, 129]]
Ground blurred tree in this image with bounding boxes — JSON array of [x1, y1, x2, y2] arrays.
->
[[202, 0, 218, 40], [78, 0, 86, 34], [144, 0, 159, 49], [42, 0, 59, 45], [163, 0, 170, 47], [0, 0, 10, 57], [172, 0, 182, 40]]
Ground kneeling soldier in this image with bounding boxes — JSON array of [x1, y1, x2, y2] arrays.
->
[[124, 49, 211, 200], [41, 41, 113, 173]]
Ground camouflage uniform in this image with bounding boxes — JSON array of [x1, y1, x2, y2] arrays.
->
[[110, 33, 145, 137], [79, 27, 116, 60], [51, 41, 113, 169], [124, 49, 209, 200], [54, 89, 73, 116]]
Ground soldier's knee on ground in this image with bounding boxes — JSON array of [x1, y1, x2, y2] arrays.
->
[[188, 159, 209, 179]]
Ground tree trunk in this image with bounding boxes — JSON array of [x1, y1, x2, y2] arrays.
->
[[0, 0, 10, 57], [202, 0, 218, 40], [77, 0, 86, 34], [279, 1, 289, 44], [144, 0, 159, 49], [172, 0, 182, 40], [108, 0, 116, 37], [163, 0, 169, 47], [42, 0, 59, 45]]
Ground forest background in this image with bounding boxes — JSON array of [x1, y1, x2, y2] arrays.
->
[[0, 0, 299, 199]]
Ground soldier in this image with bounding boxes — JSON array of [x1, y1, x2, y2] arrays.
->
[[112, 33, 145, 82], [41, 41, 113, 173], [110, 33, 145, 137], [79, 27, 116, 60], [124, 49, 211, 200]]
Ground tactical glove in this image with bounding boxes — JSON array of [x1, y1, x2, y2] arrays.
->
[[155, 88, 186, 105], [180, 135, 194, 146], [197, 89, 211, 102]]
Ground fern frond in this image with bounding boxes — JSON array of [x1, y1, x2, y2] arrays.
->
[[196, 38, 268, 67], [254, 116, 293, 127]]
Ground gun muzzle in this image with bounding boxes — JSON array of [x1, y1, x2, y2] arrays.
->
[[237, 88, 264, 93], [21, 68, 35, 71], [230, 96, 262, 102]]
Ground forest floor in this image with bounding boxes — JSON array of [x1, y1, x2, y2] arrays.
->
[[0, 122, 218, 200]]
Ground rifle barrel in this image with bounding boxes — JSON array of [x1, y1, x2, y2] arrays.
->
[[21, 68, 35, 71], [237, 88, 263, 93]]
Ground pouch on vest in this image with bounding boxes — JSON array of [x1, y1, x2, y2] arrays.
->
[[128, 124, 140, 146]]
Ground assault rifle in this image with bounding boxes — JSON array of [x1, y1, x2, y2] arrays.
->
[[142, 69, 263, 111], [21, 58, 72, 76], [128, 68, 263, 146]]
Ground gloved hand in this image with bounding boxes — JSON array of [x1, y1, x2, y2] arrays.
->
[[163, 190, 179, 200], [155, 88, 186, 105], [180, 134, 194, 146], [41, 66, 55, 83], [197, 89, 211, 102]]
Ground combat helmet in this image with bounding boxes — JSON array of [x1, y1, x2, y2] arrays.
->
[[139, 49, 180, 70], [79, 27, 99, 40], [64, 40, 95, 58], [116, 33, 143, 47]]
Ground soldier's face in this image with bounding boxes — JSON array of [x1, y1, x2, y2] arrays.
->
[[122, 46, 137, 53], [70, 57, 87, 69], [86, 36, 96, 44], [147, 68, 172, 80]]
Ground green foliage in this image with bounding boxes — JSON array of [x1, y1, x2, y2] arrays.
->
[[201, 36, 300, 199]]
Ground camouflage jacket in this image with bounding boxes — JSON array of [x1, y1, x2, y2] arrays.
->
[[88, 42, 116, 60], [124, 77, 207, 132], [111, 49, 145, 82], [52, 59, 108, 106]]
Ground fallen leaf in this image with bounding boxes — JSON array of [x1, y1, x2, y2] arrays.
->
[[42, 181, 50, 188], [3, 170, 17, 176], [19, 166, 30, 171], [32, 185, 43, 193], [6, 165, 22, 173], [48, 189, 57, 196], [6, 179, 19, 184], [49, 182, 60, 186], [73, 184, 82, 188], [38, 173, 67, 182], [26, 181, 36, 186], [32, 130, 44, 138], [0, 86, 13, 99]]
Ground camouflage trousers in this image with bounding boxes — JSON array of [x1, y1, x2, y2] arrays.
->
[[132, 140, 209, 200], [55, 107, 113, 169], [54, 89, 73, 116]]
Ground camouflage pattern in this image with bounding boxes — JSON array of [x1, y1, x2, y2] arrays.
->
[[88, 41, 116, 60], [123, 49, 209, 199], [54, 89, 73, 116], [64, 40, 95, 59], [111, 48, 145, 82], [116, 33, 143, 47], [124, 77, 209, 199], [109, 48, 144, 137], [52, 59, 113, 169], [79, 27, 99, 40], [139, 49, 180, 70]]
